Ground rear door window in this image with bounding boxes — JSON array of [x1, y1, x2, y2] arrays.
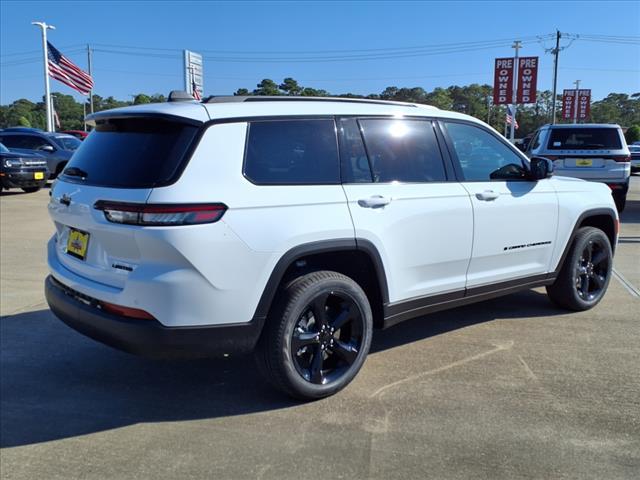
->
[[60, 117, 198, 188], [358, 119, 446, 183], [244, 119, 340, 185], [547, 128, 622, 150]]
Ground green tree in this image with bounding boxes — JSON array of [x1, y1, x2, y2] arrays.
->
[[234, 88, 250, 96], [253, 79, 281, 96], [133, 94, 151, 105], [279, 77, 302, 96], [17, 116, 31, 127], [625, 125, 640, 144]]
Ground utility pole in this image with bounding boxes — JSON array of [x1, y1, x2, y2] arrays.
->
[[486, 95, 491, 124], [573, 79, 580, 124], [510, 40, 521, 142], [32, 21, 55, 132], [87, 44, 94, 114], [551, 30, 561, 124]]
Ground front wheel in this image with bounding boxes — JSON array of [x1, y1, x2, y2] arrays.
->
[[256, 271, 373, 400], [546, 227, 613, 311]]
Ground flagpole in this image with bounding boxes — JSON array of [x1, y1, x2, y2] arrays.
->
[[87, 44, 94, 114], [32, 21, 55, 132]]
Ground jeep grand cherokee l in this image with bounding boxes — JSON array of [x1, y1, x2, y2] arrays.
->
[[45, 95, 618, 399]]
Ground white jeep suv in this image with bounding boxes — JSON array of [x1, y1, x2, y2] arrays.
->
[[45, 95, 618, 399]]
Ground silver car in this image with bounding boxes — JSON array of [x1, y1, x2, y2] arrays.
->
[[629, 144, 640, 173], [526, 124, 631, 211]]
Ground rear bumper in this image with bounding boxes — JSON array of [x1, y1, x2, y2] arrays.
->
[[45, 275, 264, 358]]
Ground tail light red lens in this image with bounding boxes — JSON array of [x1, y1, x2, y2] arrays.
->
[[612, 156, 631, 163], [100, 301, 155, 320], [94, 201, 227, 226]]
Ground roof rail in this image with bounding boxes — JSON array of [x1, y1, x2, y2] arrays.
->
[[203, 95, 436, 108]]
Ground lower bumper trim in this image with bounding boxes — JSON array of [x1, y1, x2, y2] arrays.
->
[[45, 275, 264, 359]]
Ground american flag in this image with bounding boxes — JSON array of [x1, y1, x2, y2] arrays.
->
[[191, 75, 201, 101], [506, 105, 519, 129], [47, 42, 93, 96]]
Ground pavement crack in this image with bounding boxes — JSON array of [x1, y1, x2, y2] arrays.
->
[[369, 340, 514, 399], [517, 354, 538, 382]]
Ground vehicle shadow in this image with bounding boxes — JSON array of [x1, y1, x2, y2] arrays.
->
[[0, 289, 565, 448], [620, 199, 639, 224]]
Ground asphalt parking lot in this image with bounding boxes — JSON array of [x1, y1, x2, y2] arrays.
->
[[1, 178, 639, 480]]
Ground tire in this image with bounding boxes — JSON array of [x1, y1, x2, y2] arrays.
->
[[21, 187, 40, 193], [546, 227, 613, 311], [256, 270, 373, 400], [613, 192, 626, 213]]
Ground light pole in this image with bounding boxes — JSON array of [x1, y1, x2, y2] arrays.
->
[[32, 21, 55, 132], [510, 40, 521, 142], [573, 80, 581, 124]]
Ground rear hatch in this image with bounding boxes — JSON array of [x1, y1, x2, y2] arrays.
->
[[49, 115, 202, 289], [546, 127, 628, 179]]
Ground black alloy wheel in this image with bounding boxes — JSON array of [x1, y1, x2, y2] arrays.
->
[[546, 226, 613, 311], [574, 238, 610, 302], [290, 290, 365, 385], [256, 270, 373, 400]]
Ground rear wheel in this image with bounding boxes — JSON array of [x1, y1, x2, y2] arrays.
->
[[256, 271, 372, 400], [546, 227, 612, 311]]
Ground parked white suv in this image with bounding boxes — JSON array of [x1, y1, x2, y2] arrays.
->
[[46, 95, 618, 399], [525, 123, 631, 211]]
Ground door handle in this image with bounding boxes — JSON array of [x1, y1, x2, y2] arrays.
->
[[475, 190, 500, 201], [358, 195, 391, 209]]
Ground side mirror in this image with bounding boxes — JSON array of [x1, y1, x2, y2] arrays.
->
[[39, 145, 55, 153], [529, 157, 554, 180]]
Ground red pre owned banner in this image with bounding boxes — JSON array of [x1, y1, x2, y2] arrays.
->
[[516, 57, 538, 103], [562, 89, 575, 120], [493, 57, 514, 105], [577, 89, 591, 120], [562, 89, 591, 121]]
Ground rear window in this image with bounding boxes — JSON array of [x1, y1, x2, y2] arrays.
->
[[53, 135, 81, 151], [244, 119, 339, 185], [547, 128, 622, 150], [61, 118, 198, 188]]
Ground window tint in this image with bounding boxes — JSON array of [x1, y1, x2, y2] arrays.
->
[[527, 130, 541, 152], [547, 127, 622, 150], [338, 118, 372, 183], [61, 117, 198, 188], [358, 119, 446, 183], [443, 122, 525, 181], [245, 119, 339, 185]]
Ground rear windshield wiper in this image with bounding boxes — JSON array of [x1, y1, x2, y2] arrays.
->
[[580, 144, 605, 149], [63, 166, 89, 178]]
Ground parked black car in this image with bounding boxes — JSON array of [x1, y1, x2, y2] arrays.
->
[[0, 142, 49, 193], [0, 127, 80, 179]]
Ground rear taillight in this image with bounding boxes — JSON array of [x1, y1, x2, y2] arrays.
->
[[94, 201, 227, 226], [612, 156, 631, 163], [542, 155, 559, 161]]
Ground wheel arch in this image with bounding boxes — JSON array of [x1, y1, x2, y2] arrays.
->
[[553, 207, 618, 275], [252, 239, 389, 328]]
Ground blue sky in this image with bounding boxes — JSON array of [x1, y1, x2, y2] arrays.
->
[[1, 0, 639, 104]]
